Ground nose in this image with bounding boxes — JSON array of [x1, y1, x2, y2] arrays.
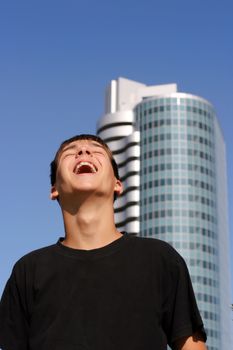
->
[[75, 146, 92, 157]]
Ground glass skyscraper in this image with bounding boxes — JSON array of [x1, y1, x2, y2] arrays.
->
[[97, 77, 232, 350]]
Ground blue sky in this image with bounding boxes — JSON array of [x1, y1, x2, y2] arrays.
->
[[0, 0, 233, 300]]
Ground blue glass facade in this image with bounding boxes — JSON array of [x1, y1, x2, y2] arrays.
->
[[135, 94, 220, 350]]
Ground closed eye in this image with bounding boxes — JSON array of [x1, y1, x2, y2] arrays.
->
[[93, 151, 105, 155], [92, 148, 106, 155], [63, 152, 76, 158]]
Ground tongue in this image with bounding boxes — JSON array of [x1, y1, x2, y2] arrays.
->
[[77, 165, 93, 174]]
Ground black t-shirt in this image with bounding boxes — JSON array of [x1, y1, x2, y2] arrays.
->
[[0, 233, 206, 350]]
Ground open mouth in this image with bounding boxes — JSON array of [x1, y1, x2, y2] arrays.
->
[[73, 161, 97, 174]]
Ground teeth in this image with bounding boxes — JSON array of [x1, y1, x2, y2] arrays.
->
[[75, 161, 97, 174]]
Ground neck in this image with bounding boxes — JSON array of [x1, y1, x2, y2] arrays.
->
[[60, 194, 122, 250]]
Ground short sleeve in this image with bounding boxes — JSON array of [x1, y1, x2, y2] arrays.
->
[[0, 266, 29, 349], [162, 250, 207, 347]]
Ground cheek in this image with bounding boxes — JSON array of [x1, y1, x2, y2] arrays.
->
[[106, 172, 118, 189], [56, 163, 73, 184]]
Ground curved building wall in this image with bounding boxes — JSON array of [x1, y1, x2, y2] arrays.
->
[[214, 119, 232, 349], [135, 93, 220, 350], [97, 111, 140, 235]]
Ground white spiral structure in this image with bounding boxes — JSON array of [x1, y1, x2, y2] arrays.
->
[[97, 108, 140, 235]]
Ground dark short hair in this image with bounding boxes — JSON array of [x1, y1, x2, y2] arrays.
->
[[50, 134, 120, 200]]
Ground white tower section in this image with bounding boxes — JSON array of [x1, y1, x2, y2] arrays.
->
[[97, 77, 177, 234]]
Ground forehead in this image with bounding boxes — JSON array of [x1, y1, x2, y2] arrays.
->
[[61, 139, 107, 151]]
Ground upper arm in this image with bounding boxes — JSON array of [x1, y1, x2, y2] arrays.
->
[[173, 333, 208, 350], [161, 247, 207, 346], [0, 267, 29, 348]]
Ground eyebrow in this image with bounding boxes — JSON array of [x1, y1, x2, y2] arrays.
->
[[90, 142, 105, 149], [61, 144, 77, 153]]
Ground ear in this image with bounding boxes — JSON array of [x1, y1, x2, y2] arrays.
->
[[50, 185, 59, 200], [114, 179, 123, 196]]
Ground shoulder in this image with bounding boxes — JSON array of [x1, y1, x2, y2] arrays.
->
[[128, 235, 188, 273], [131, 235, 183, 260], [12, 243, 58, 273]]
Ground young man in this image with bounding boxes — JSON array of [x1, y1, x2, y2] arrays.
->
[[0, 134, 207, 350]]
